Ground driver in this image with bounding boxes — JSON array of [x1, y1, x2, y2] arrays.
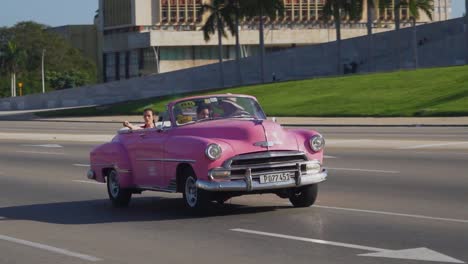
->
[[123, 108, 158, 130], [196, 104, 211, 120]]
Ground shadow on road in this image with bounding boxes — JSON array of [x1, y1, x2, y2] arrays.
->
[[0, 197, 291, 225]]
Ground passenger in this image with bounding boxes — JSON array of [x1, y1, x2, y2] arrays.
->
[[220, 98, 244, 117], [123, 108, 158, 130], [196, 104, 211, 120]]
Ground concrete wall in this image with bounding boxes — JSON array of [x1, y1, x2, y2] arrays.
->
[[0, 18, 466, 111]]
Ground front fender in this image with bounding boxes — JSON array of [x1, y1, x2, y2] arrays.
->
[[164, 136, 235, 181], [289, 129, 324, 163]]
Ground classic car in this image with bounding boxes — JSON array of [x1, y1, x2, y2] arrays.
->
[[88, 94, 327, 209]]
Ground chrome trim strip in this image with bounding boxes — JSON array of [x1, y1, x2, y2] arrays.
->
[[116, 169, 131, 173], [90, 163, 131, 173], [137, 186, 177, 193], [197, 169, 327, 192], [137, 158, 196, 163], [92, 163, 114, 167]]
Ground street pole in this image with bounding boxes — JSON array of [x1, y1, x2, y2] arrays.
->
[[41, 49, 46, 93]]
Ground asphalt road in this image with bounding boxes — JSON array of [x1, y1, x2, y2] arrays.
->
[[0, 121, 467, 264]]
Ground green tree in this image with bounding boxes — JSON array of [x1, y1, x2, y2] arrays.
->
[[201, 0, 236, 88], [0, 21, 97, 97], [46, 70, 92, 90], [0, 41, 26, 97], [240, 0, 284, 83]]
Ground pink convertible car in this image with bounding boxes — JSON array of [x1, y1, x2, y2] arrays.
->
[[88, 94, 327, 209]]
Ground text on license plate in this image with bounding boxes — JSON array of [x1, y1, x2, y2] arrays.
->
[[259, 172, 294, 184]]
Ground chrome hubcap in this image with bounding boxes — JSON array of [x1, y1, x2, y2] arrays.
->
[[109, 172, 120, 198], [185, 177, 197, 207]]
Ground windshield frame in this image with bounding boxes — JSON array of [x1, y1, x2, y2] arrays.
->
[[168, 94, 267, 127]]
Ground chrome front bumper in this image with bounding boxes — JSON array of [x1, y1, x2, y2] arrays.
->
[[196, 169, 327, 192]]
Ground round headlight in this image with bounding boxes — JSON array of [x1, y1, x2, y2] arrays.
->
[[309, 134, 325, 152], [205, 144, 222, 160]]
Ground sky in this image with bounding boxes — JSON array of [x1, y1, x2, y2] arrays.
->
[[0, 0, 465, 28], [0, 0, 98, 27]]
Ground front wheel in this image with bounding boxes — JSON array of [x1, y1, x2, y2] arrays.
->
[[289, 184, 318, 208], [183, 175, 209, 209], [107, 169, 132, 207]]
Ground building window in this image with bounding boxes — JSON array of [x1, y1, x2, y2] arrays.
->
[[170, 0, 178, 23], [195, 0, 202, 22], [301, 0, 308, 20], [161, 0, 168, 23], [284, 0, 292, 21], [115, 52, 120, 81]]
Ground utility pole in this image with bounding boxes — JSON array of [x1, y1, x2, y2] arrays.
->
[[42, 49, 46, 93]]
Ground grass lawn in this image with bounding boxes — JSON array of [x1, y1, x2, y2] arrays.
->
[[37, 65, 468, 117]]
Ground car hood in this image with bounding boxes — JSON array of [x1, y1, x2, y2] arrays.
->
[[175, 119, 299, 154]]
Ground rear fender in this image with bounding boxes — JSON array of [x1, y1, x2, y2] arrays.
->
[[89, 142, 134, 187]]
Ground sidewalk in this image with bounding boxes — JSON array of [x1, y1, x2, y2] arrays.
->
[[2, 114, 468, 127]]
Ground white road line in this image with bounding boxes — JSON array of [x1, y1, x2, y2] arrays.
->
[[72, 180, 103, 185], [315, 205, 468, 224], [73, 164, 90, 167], [22, 144, 63, 148], [327, 167, 400, 174], [231, 229, 465, 263], [0, 234, 102, 262], [231, 228, 383, 251], [324, 155, 337, 159], [16, 151, 64, 156], [326, 139, 371, 145], [398, 142, 468, 150]]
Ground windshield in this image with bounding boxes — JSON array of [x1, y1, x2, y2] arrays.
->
[[172, 96, 266, 126]]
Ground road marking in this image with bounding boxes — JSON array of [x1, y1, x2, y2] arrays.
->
[[324, 155, 337, 159], [22, 144, 63, 148], [326, 139, 371, 144], [398, 142, 468, 150], [72, 180, 103, 185], [327, 167, 399, 174], [231, 229, 464, 263], [315, 205, 468, 224], [0, 234, 102, 262], [73, 164, 90, 167], [16, 151, 64, 156]]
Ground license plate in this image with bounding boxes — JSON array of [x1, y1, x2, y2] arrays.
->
[[259, 172, 293, 184]]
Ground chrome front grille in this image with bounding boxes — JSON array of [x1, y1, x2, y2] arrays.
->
[[225, 151, 308, 179]]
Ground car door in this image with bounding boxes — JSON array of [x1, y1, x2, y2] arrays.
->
[[133, 129, 168, 188]]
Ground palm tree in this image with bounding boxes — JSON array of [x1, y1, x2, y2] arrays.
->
[[367, 0, 393, 72], [227, 0, 243, 85], [400, 0, 433, 68], [201, 0, 236, 88], [240, 0, 284, 83], [366, 0, 375, 72], [323, 0, 362, 74], [466, 0, 468, 65], [0, 41, 25, 97]]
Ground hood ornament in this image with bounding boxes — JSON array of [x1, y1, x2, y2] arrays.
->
[[254, 141, 282, 148]]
